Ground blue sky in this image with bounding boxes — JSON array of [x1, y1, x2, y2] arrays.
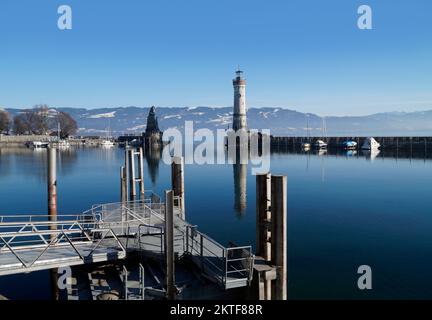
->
[[0, 0, 431, 116]]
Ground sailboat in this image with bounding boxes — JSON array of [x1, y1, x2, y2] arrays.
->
[[100, 119, 115, 147], [302, 115, 311, 150], [313, 117, 328, 149], [361, 137, 380, 150]]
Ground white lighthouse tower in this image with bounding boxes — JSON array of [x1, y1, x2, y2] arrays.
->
[[232, 69, 247, 131]]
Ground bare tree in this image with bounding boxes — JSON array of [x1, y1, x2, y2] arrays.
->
[[57, 111, 77, 138], [12, 105, 51, 135], [0, 110, 10, 134], [31, 104, 50, 135], [13, 114, 29, 135], [12, 106, 77, 137]]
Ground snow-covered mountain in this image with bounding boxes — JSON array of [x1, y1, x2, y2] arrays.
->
[[5, 106, 432, 136]]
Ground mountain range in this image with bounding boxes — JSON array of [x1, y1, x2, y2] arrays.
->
[[4, 106, 432, 137]]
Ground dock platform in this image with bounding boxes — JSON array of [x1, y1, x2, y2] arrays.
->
[[0, 193, 254, 291]]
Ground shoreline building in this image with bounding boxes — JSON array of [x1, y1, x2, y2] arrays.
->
[[232, 69, 247, 131]]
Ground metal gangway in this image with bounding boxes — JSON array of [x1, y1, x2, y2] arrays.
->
[[0, 191, 254, 289], [0, 214, 126, 276]]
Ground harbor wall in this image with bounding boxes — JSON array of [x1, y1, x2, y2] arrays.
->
[[271, 136, 432, 150], [0, 134, 54, 145]]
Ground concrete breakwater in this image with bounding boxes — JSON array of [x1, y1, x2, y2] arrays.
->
[[271, 136, 432, 150]]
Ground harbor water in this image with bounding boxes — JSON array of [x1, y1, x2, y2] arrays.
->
[[0, 146, 431, 299]]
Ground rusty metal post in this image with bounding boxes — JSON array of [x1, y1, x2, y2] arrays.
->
[[164, 190, 176, 300], [271, 175, 287, 300], [48, 147, 57, 229], [171, 156, 185, 219], [47, 146, 59, 300], [120, 166, 127, 203]]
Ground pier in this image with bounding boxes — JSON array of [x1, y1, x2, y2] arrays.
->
[[0, 193, 255, 293]]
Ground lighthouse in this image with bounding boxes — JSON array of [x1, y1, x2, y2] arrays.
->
[[232, 69, 247, 131]]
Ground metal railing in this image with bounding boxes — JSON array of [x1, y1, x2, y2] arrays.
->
[[122, 263, 145, 300], [0, 217, 126, 271], [0, 192, 254, 288], [185, 225, 254, 288], [138, 224, 164, 255]]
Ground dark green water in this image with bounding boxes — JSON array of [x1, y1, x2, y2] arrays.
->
[[0, 146, 431, 299]]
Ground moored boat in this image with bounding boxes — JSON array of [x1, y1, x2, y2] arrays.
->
[[100, 140, 115, 147], [361, 137, 380, 150], [26, 141, 49, 149], [313, 139, 327, 149], [302, 142, 311, 150], [342, 140, 358, 150]]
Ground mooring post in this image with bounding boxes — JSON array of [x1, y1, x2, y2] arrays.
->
[[138, 147, 145, 199], [271, 175, 287, 300], [47, 146, 59, 301], [120, 166, 127, 235], [48, 147, 57, 231], [256, 173, 272, 261], [171, 156, 185, 219], [129, 149, 136, 200], [120, 166, 127, 203], [124, 147, 130, 201], [256, 173, 273, 300], [164, 190, 176, 300]]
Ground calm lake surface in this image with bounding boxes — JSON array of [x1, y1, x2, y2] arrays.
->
[[0, 146, 432, 299]]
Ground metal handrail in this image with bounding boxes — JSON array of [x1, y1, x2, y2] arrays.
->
[[137, 224, 164, 254], [0, 214, 101, 224], [184, 224, 253, 287], [0, 227, 125, 269]]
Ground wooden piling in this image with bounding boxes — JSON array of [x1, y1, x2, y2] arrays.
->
[[164, 190, 176, 300], [171, 156, 185, 219], [271, 175, 287, 300]]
